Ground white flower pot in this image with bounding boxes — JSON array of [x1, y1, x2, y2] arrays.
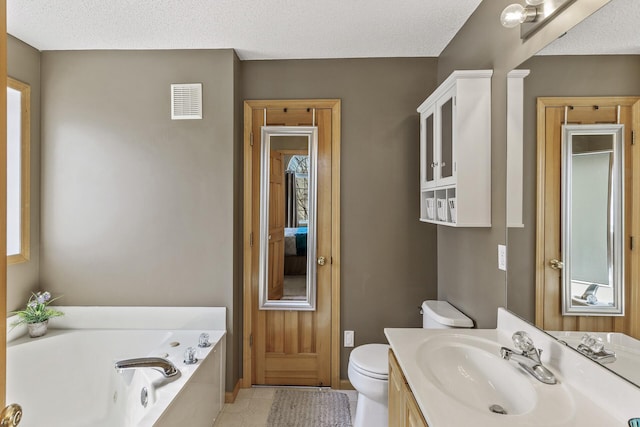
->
[[27, 320, 48, 338]]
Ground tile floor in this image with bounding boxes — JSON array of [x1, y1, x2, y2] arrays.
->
[[213, 387, 358, 427]]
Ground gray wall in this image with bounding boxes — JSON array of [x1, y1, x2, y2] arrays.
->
[[507, 55, 640, 321], [39, 49, 241, 389], [241, 58, 440, 379], [7, 36, 41, 312]]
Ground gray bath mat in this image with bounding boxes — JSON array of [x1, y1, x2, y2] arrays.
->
[[266, 389, 352, 427]]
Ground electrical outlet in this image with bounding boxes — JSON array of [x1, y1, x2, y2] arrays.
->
[[344, 330, 354, 347], [498, 244, 507, 271]]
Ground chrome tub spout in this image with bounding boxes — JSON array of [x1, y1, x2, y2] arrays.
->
[[115, 357, 179, 378]]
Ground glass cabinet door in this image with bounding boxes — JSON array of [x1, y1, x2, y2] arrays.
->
[[438, 93, 455, 185], [424, 112, 435, 186]]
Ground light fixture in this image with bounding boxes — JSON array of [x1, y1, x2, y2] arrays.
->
[[500, 3, 538, 28], [500, 0, 577, 39]]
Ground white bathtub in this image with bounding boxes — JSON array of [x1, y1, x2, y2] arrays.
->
[[6, 307, 226, 427]]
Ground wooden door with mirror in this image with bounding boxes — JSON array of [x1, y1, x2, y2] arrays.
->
[[243, 100, 341, 387], [536, 96, 640, 337]]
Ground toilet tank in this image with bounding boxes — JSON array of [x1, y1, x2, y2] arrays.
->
[[421, 300, 474, 329]]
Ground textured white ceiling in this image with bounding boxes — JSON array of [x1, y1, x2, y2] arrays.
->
[[7, 0, 483, 60], [538, 0, 639, 55]]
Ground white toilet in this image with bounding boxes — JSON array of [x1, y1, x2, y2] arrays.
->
[[347, 300, 473, 427]]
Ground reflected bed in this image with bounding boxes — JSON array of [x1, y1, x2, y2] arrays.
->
[[284, 226, 308, 275]]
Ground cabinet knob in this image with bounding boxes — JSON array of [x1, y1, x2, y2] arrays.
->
[[430, 162, 439, 168], [441, 162, 446, 167], [317, 256, 327, 266]]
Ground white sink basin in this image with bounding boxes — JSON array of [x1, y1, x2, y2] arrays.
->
[[417, 334, 537, 415], [385, 313, 640, 426]]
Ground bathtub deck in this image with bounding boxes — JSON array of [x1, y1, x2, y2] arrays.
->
[[213, 387, 357, 427], [6, 307, 227, 427]]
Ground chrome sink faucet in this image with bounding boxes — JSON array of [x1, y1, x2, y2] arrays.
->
[[115, 357, 179, 378], [500, 331, 557, 385], [576, 333, 617, 364]]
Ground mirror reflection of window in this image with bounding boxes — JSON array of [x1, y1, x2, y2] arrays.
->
[[287, 155, 309, 226]]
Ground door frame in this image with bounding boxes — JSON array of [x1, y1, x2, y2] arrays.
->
[[1, 0, 8, 408], [535, 96, 640, 336], [242, 99, 341, 388]]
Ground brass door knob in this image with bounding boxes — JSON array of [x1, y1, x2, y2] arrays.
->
[[549, 259, 564, 270], [317, 256, 326, 266], [0, 404, 22, 426]]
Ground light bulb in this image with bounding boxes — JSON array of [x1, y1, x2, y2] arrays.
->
[[500, 3, 538, 28], [500, 4, 526, 28]]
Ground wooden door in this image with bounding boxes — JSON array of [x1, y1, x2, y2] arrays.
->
[[536, 97, 640, 337], [267, 150, 284, 300], [243, 100, 341, 387]]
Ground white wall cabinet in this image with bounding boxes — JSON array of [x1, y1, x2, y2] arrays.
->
[[418, 70, 492, 227]]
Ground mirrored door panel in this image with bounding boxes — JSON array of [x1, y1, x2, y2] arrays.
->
[[562, 125, 624, 315], [259, 127, 318, 310]]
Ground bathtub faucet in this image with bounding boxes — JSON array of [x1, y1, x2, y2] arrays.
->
[[115, 357, 179, 378]]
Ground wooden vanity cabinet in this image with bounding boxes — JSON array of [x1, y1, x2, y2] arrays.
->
[[389, 350, 429, 427], [388, 349, 406, 425]]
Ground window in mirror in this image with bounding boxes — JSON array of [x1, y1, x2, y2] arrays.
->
[[287, 155, 309, 225], [7, 77, 30, 264]]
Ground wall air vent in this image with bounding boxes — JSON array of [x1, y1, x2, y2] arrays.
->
[[171, 83, 203, 120]]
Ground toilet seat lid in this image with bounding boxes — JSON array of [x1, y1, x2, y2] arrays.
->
[[350, 344, 389, 378]]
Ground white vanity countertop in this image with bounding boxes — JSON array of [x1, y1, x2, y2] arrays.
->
[[550, 330, 640, 386], [385, 309, 640, 426]]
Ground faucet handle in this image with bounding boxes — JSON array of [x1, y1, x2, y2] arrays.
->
[[183, 347, 198, 365], [581, 333, 604, 352], [512, 331, 535, 353], [198, 333, 211, 348]]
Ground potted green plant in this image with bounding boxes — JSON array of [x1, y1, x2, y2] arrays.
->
[[12, 291, 64, 338]]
